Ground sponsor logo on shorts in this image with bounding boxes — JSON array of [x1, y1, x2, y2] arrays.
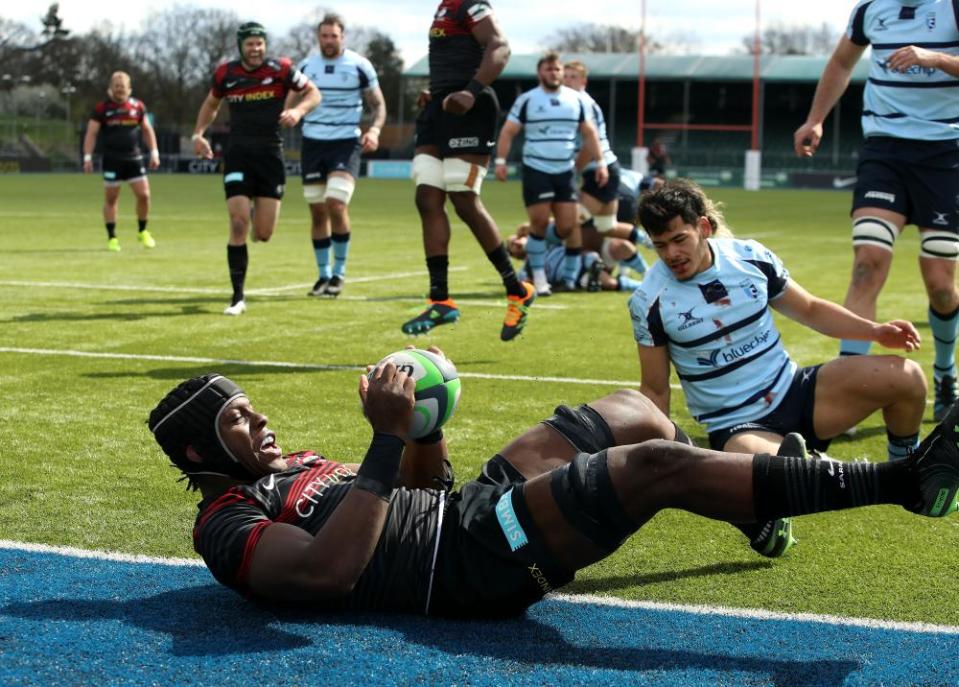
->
[[933, 212, 950, 226], [537, 191, 555, 199], [864, 190, 895, 204], [528, 563, 553, 594], [448, 137, 480, 149], [495, 488, 528, 552]]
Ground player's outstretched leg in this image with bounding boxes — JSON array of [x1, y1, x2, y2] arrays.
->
[[905, 400, 959, 516], [501, 281, 536, 342], [747, 433, 802, 558]]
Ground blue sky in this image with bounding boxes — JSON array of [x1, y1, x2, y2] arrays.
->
[[10, 0, 855, 63]]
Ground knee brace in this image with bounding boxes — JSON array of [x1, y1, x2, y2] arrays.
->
[[601, 238, 616, 264], [577, 204, 593, 223], [324, 175, 356, 204], [852, 216, 899, 252], [920, 230, 959, 260], [593, 214, 616, 232], [443, 157, 487, 194], [411, 154, 445, 189], [549, 451, 636, 553], [303, 183, 326, 203]]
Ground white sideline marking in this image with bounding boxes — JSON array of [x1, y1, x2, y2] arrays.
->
[[2, 539, 956, 635], [0, 278, 570, 310], [0, 346, 645, 387]]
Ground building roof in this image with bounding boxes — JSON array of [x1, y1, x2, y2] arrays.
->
[[403, 53, 871, 83]]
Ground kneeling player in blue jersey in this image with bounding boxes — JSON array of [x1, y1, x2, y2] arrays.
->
[[150, 354, 959, 617], [631, 180, 927, 465]]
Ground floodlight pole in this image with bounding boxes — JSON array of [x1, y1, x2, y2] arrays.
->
[[636, 0, 647, 148], [751, 0, 761, 151]]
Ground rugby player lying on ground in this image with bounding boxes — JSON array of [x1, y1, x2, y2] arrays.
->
[[149, 352, 959, 617]]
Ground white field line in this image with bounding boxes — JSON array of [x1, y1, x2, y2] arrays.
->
[[0, 346, 646, 387], [2, 539, 956, 635], [0, 277, 570, 310]]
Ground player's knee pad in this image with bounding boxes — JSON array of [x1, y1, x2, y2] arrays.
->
[[443, 157, 487, 194], [852, 216, 899, 253], [920, 230, 959, 260], [411, 154, 445, 189], [600, 238, 616, 264], [324, 175, 355, 204], [550, 450, 636, 553], [303, 183, 326, 203], [593, 214, 616, 232]]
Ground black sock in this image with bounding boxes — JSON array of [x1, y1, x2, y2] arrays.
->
[[106, 222, 116, 239], [486, 242, 524, 297], [427, 255, 449, 302], [752, 453, 917, 520], [138, 219, 148, 233], [227, 244, 248, 305]]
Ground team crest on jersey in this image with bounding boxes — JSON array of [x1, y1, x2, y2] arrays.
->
[[550, 99, 560, 106], [325, 65, 335, 74], [927, 12, 936, 30], [739, 279, 759, 301]]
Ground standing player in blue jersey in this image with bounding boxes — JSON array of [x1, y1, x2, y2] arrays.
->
[[631, 180, 927, 465], [495, 52, 607, 296], [795, 0, 959, 421], [191, 22, 321, 316], [82, 71, 160, 252], [403, 0, 536, 342], [289, 14, 387, 298]]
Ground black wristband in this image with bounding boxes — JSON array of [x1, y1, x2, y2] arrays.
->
[[465, 79, 485, 97], [413, 429, 444, 445], [354, 432, 404, 501]]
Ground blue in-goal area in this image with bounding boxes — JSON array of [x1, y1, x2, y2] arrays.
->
[[2, 544, 958, 686]]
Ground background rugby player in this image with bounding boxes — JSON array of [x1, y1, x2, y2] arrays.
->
[[495, 52, 607, 296], [191, 22, 321, 316], [288, 13, 386, 298], [403, 0, 536, 342], [794, 0, 959, 421], [82, 71, 159, 252], [149, 360, 959, 617]]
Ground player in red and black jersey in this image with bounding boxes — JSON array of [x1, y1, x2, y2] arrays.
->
[[191, 22, 321, 316], [149, 353, 959, 617], [403, 0, 536, 342], [82, 72, 159, 252]]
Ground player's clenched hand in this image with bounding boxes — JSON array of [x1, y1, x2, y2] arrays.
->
[[793, 122, 822, 158], [278, 109, 302, 128], [874, 320, 921, 352], [495, 161, 508, 182], [595, 165, 609, 188], [193, 135, 213, 160], [886, 45, 938, 72], [360, 360, 415, 437], [417, 89, 432, 109], [82, 159, 93, 173], [442, 91, 475, 115]]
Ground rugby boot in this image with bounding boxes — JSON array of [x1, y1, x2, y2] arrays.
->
[[749, 433, 803, 558], [904, 400, 959, 517], [308, 277, 329, 297], [933, 374, 958, 422], [501, 282, 536, 342], [402, 299, 460, 335], [223, 299, 247, 316], [107, 237, 121, 252], [138, 230, 156, 249], [324, 275, 345, 297]]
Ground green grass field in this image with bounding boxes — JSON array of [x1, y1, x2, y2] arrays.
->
[[1, 174, 957, 626]]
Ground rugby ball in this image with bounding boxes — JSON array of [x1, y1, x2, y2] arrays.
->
[[370, 349, 461, 438]]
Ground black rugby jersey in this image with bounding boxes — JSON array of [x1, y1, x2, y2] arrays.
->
[[91, 98, 147, 160], [428, 0, 493, 94], [193, 451, 443, 612], [211, 57, 309, 149]]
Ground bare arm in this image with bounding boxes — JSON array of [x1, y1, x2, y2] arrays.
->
[[638, 344, 672, 416], [578, 119, 608, 186], [886, 45, 959, 78], [279, 81, 321, 128], [360, 85, 387, 153], [246, 360, 416, 600], [794, 36, 866, 157], [191, 91, 222, 159], [494, 119, 521, 181], [82, 120, 100, 173], [442, 14, 511, 115], [140, 116, 160, 169], [771, 280, 921, 351]]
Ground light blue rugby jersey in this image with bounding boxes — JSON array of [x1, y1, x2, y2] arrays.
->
[[507, 85, 590, 174], [575, 90, 617, 171], [298, 49, 379, 141], [849, 0, 959, 140], [628, 238, 797, 433]]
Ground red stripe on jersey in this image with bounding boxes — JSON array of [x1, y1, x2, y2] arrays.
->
[[193, 491, 253, 534], [234, 520, 271, 588]]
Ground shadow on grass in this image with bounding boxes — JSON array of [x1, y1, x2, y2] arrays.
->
[[2, 584, 859, 685], [83, 363, 361, 381], [10, 306, 211, 323], [564, 560, 772, 595]]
